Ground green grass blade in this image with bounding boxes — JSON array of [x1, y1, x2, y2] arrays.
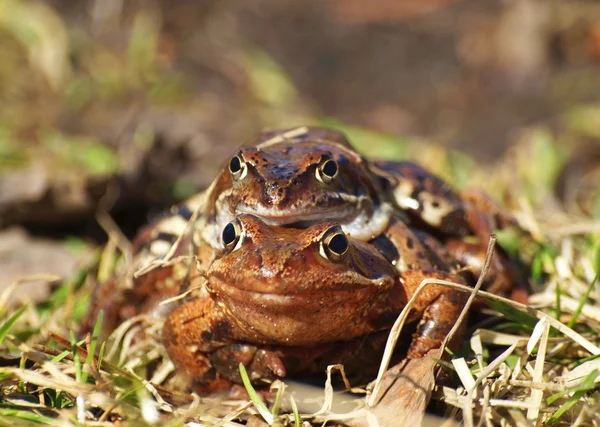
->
[[238, 363, 272, 422], [270, 383, 284, 417], [70, 330, 82, 383], [484, 299, 538, 330], [545, 369, 598, 424], [290, 395, 301, 427], [82, 310, 103, 384], [50, 349, 71, 364], [0, 306, 27, 345], [567, 274, 597, 329], [0, 408, 61, 425]]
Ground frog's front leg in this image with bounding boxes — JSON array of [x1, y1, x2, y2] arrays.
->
[[400, 270, 469, 359], [459, 189, 519, 243], [445, 239, 529, 303], [163, 296, 232, 380], [209, 344, 287, 385], [164, 296, 288, 393]]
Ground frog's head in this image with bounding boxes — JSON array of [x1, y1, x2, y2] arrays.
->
[[203, 127, 391, 245], [206, 214, 396, 345]]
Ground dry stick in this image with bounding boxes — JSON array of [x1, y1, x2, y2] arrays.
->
[[463, 343, 518, 427], [367, 235, 498, 407], [441, 235, 498, 362], [257, 126, 309, 148], [527, 317, 550, 421], [96, 211, 133, 258]]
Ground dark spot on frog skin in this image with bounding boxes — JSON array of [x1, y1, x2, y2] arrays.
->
[[213, 320, 234, 340], [406, 237, 414, 249], [202, 320, 233, 342], [196, 367, 218, 383], [369, 235, 400, 265], [172, 204, 194, 221]]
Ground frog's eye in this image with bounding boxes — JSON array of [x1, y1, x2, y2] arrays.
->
[[229, 154, 248, 181], [315, 158, 338, 184], [222, 218, 245, 252], [319, 226, 349, 262]]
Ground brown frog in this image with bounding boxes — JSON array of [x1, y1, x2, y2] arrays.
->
[[163, 214, 468, 393]]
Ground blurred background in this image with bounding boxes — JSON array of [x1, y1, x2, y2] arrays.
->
[[1, 0, 600, 299]]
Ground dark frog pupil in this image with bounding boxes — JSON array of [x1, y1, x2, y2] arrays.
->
[[229, 156, 242, 173], [322, 159, 338, 177], [222, 222, 237, 245], [328, 233, 348, 255]]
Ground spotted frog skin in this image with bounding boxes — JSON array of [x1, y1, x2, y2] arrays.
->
[[163, 214, 468, 392], [371, 160, 525, 297]]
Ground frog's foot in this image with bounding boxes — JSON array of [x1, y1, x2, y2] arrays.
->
[[163, 297, 236, 387], [399, 270, 469, 359], [210, 344, 287, 384], [446, 239, 529, 303], [460, 189, 519, 242]]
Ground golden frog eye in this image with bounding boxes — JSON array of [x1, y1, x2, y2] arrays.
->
[[229, 154, 248, 180], [319, 226, 349, 262], [315, 158, 338, 184], [222, 218, 245, 251]]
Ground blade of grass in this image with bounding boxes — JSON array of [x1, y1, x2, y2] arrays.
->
[[69, 330, 82, 383], [0, 408, 61, 426], [238, 363, 273, 424], [50, 350, 71, 364], [270, 383, 284, 417], [567, 274, 597, 329], [82, 311, 103, 384], [0, 306, 27, 345], [290, 395, 301, 427], [485, 299, 538, 330], [545, 369, 598, 424]]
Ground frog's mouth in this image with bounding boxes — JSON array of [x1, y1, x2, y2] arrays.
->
[[235, 205, 361, 226], [209, 272, 388, 305]]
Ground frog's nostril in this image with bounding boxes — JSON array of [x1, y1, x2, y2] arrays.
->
[[264, 182, 286, 204]]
